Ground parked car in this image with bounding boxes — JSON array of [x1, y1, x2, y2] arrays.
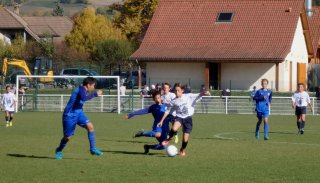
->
[[58, 68, 106, 89]]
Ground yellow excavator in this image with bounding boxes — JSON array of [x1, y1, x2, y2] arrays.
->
[[2, 57, 54, 86]]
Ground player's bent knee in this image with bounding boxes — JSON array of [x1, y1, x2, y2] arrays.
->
[[155, 133, 161, 138], [86, 122, 94, 131]]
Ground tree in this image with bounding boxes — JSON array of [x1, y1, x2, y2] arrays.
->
[[65, 7, 124, 53], [96, 6, 114, 19], [53, 41, 91, 72], [39, 33, 54, 58], [52, 1, 64, 16], [93, 39, 133, 69], [7, 34, 25, 59], [111, 0, 158, 42]]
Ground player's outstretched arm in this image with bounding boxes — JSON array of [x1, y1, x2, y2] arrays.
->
[[79, 87, 98, 101], [127, 107, 150, 119]]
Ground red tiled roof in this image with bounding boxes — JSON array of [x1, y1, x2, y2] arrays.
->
[[308, 7, 320, 53], [131, 0, 309, 62]]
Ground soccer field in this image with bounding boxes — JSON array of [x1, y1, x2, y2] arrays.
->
[[1, 112, 320, 183]]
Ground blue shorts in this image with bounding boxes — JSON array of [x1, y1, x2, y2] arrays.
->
[[63, 111, 90, 137], [256, 111, 269, 119]]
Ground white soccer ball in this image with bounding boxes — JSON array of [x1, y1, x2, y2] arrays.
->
[[166, 145, 178, 157]]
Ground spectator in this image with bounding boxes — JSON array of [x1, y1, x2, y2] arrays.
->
[[120, 83, 126, 96], [221, 88, 231, 97], [140, 85, 149, 97], [221, 88, 231, 113], [148, 84, 158, 96], [200, 84, 211, 113], [250, 86, 257, 100], [250, 86, 257, 112], [183, 84, 191, 94]]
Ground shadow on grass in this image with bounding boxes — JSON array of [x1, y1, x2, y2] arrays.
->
[[103, 150, 163, 156], [100, 139, 149, 144], [7, 153, 55, 159], [7, 153, 90, 160], [268, 131, 297, 135]]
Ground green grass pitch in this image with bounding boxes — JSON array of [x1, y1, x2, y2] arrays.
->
[[0, 112, 320, 182]]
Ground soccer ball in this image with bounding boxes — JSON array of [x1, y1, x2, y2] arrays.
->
[[166, 145, 178, 157]]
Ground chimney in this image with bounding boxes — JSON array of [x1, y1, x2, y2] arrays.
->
[[305, 0, 312, 17], [13, 3, 20, 15]]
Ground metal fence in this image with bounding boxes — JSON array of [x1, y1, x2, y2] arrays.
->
[[16, 94, 319, 115]]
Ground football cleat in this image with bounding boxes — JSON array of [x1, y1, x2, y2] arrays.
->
[[255, 132, 259, 140], [179, 148, 186, 156], [90, 148, 103, 156], [264, 136, 269, 140], [55, 150, 63, 160], [134, 131, 144, 138], [143, 145, 150, 154], [174, 135, 179, 144]]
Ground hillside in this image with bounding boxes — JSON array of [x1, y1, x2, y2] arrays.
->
[[10, 0, 122, 16]]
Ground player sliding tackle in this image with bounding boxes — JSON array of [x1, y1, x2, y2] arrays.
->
[[158, 83, 206, 156], [55, 77, 103, 160], [126, 91, 170, 154]]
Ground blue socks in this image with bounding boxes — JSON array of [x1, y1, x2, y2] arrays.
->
[[143, 131, 156, 137], [57, 132, 97, 152], [264, 122, 269, 137], [255, 122, 261, 133], [56, 138, 68, 152], [256, 121, 269, 138], [88, 131, 96, 150]]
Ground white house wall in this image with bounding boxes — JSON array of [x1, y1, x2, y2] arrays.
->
[[281, 17, 309, 91], [146, 62, 205, 89], [0, 32, 11, 45], [221, 63, 276, 90]]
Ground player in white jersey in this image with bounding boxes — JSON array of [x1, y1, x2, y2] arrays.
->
[[292, 83, 312, 134], [1, 86, 16, 127], [158, 83, 204, 156], [161, 82, 178, 143]]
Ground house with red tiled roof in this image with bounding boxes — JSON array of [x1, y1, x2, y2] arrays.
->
[[131, 0, 320, 91], [0, 7, 73, 44]]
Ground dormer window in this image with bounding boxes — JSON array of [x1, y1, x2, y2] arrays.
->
[[216, 12, 234, 22]]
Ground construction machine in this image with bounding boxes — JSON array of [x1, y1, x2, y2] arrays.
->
[[2, 57, 54, 87]]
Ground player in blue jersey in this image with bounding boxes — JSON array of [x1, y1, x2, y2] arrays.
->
[[253, 79, 272, 140], [126, 91, 170, 154], [55, 77, 103, 160]]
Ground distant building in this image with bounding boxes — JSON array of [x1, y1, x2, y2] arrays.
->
[[0, 7, 73, 44], [131, 0, 320, 91]]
